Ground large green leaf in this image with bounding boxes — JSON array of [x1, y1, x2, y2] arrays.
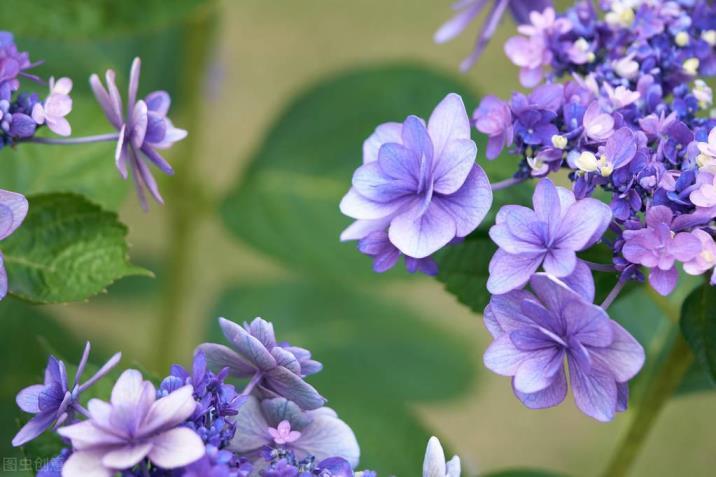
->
[[210, 280, 477, 475], [680, 282, 716, 382], [221, 64, 520, 282], [1, 193, 151, 304]]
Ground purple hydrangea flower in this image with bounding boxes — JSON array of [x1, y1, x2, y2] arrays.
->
[[473, 95, 514, 159], [434, 0, 554, 72], [622, 205, 702, 295], [340, 93, 492, 260], [31, 77, 73, 136], [0, 189, 28, 300], [13, 342, 120, 447], [487, 178, 612, 294], [683, 229, 716, 284], [227, 396, 360, 469], [483, 273, 645, 421], [197, 317, 326, 411], [90, 57, 187, 210], [57, 369, 205, 476], [423, 436, 460, 477], [0, 32, 34, 100]]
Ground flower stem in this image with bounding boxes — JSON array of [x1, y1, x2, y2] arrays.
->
[[601, 331, 693, 477], [152, 6, 215, 370], [600, 278, 626, 310], [584, 259, 617, 273], [27, 132, 119, 145], [241, 373, 263, 396], [491, 176, 526, 191]]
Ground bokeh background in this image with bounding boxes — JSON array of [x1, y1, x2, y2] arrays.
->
[[0, 1, 714, 475]]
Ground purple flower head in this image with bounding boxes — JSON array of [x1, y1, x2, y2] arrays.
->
[[0, 189, 28, 300], [13, 342, 120, 447], [575, 127, 637, 177], [487, 178, 612, 294], [340, 94, 492, 260], [473, 95, 514, 159], [57, 369, 205, 476], [197, 317, 326, 410], [483, 273, 645, 421], [0, 32, 33, 100], [31, 77, 73, 137], [622, 206, 702, 295], [683, 229, 716, 285], [434, 0, 553, 72], [357, 230, 439, 276], [90, 57, 187, 210], [228, 396, 360, 469]]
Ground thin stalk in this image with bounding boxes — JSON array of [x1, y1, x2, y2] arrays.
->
[[491, 176, 526, 191], [584, 259, 617, 273], [601, 332, 693, 477], [26, 132, 119, 145], [600, 278, 626, 309], [153, 5, 215, 370], [240, 373, 263, 396]]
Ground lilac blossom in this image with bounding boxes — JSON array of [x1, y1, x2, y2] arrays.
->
[[434, 0, 553, 72], [13, 342, 121, 447], [228, 396, 360, 469], [90, 57, 187, 210], [0, 189, 28, 300], [483, 273, 645, 421], [473, 95, 513, 159], [622, 206, 702, 295], [57, 369, 205, 476], [487, 178, 612, 294], [683, 229, 716, 284], [423, 436, 460, 477], [31, 77, 73, 136], [197, 317, 326, 410], [340, 93, 492, 260]]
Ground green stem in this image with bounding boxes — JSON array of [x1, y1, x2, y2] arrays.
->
[[153, 4, 215, 370], [601, 332, 693, 477]]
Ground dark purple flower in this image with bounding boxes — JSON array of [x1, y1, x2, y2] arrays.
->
[[340, 94, 492, 260], [90, 57, 186, 210], [13, 342, 120, 447], [0, 189, 27, 300], [473, 96, 514, 159], [57, 369, 205, 475], [483, 273, 645, 421], [197, 317, 326, 410], [487, 178, 612, 294], [622, 205, 702, 295], [228, 396, 359, 469], [434, 0, 554, 71]]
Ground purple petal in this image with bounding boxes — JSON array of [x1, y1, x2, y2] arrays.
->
[[115, 125, 128, 179], [141, 146, 174, 176], [591, 321, 645, 382], [340, 217, 391, 241], [9, 113, 36, 138], [483, 334, 529, 376], [645, 205, 673, 228], [196, 343, 258, 377], [218, 317, 276, 371], [533, 179, 561, 238], [378, 143, 420, 185], [498, 205, 543, 247], [555, 198, 612, 250], [487, 250, 542, 294], [488, 289, 535, 332], [141, 385, 196, 436], [427, 93, 471, 159], [104, 70, 124, 129], [340, 188, 409, 221], [528, 273, 583, 317], [89, 73, 123, 129], [489, 223, 543, 254], [434, 1, 484, 44], [435, 164, 492, 237], [513, 348, 564, 393], [133, 152, 163, 205], [0, 189, 28, 240], [352, 162, 414, 203], [0, 256, 6, 300], [389, 201, 456, 259], [649, 266, 678, 296], [227, 396, 270, 453], [670, 232, 702, 262], [560, 259, 595, 303], [79, 352, 121, 393], [145, 91, 171, 116], [130, 100, 148, 149], [542, 248, 577, 277], [12, 411, 55, 446], [102, 442, 152, 470], [148, 427, 205, 469], [16, 384, 43, 413], [432, 139, 476, 195], [513, 368, 568, 409], [61, 449, 111, 477], [362, 122, 402, 164], [292, 408, 360, 468], [144, 111, 168, 145], [401, 116, 433, 166], [263, 367, 326, 410], [563, 301, 613, 347], [569, 361, 618, 422], [127, 58, 141, 119]]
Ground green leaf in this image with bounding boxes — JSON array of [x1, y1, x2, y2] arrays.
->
[[210, 279, 477, 475], [0, 299, 82, 473], [221, 63, 519, 282], [1, 193, 151, 304], [680, 282, 716, 381], [435, 235, 496, 314]]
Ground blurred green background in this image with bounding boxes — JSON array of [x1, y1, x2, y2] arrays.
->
[[0, 1, 715, 476]]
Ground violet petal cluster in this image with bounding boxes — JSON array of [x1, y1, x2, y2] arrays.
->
[[0, 189, 28, 300], [483, 273, 645, 421], [340, 93, 493, 274]]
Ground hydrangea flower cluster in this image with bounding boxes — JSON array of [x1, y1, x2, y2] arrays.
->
[[340, 0, 716, 420], [13, 317, 451, 476]]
